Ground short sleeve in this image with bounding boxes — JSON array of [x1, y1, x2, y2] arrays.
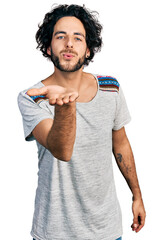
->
[[17, 91, 53, 141], [113, 85, 131, 130]]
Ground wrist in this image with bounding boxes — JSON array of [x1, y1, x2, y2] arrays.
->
[[132, 188, 142, 201], [132, 193, 142, 201]]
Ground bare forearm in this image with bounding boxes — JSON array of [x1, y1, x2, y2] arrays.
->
[[47, 101, 76, 161], [112, 128, 146, 232], [113, 138, 142, 200]]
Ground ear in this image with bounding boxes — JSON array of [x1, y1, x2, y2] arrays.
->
[[86, 48, 90, 58], [47, 46, 51, 56]]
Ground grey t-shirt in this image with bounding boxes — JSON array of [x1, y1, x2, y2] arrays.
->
[[17, 74, 131, 240]]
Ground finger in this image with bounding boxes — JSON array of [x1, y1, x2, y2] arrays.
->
[[131, 217, 145, 232], [131, 223, 139, 231], [62, 96, 70, 104], [136, 215, 145, 232], [69, 93, 79, 102], [135, 221, 144, 233], [131, 215, 139, 231], [49, 98, 57, 105], [56, 98, 64, 106], [131, 223, 139, 228], [135, 224, 143, 233], [27, 87, 48, 96]]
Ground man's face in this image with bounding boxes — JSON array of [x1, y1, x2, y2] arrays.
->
[[47, 16, 90, 72]]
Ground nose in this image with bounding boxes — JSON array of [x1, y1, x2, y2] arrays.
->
[[66, 36, 73, 48]]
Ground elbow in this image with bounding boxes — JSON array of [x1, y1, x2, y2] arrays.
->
[[50, 149, 72, 162], [46, 138, 73, 162]]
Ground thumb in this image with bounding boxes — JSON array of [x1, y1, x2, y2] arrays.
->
[[27, 86, 48, 96], [131, 216, 139, 230]]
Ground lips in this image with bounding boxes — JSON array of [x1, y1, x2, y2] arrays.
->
[[63, 53, 74, 58], [62, 53, 75, 59]]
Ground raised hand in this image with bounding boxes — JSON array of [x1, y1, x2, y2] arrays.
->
[[27, 85, 79, 105]]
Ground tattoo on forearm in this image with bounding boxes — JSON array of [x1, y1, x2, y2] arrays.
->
[[116, 153, 132, 174], [117, 153, 122, 162]]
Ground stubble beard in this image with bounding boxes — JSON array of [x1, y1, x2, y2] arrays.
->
[[50, 49, 86, 72]]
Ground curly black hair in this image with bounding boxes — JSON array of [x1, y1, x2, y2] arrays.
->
[[36, 4, 103, 66]]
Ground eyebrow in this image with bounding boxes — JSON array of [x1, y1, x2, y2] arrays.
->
[[54, 31, 85, 38]]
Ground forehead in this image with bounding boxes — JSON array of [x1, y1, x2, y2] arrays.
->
[[53, 16, 86, 35]]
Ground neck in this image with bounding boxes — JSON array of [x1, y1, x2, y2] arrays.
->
[[52, 67, 85, 91]]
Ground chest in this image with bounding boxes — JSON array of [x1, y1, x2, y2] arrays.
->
[[75, 93, 117, 147], [76, 79, 98, 103]]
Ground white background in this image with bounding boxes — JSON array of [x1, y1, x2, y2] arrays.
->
[[1, 0, 163, 239]]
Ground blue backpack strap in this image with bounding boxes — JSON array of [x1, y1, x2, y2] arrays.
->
[[97, 75, 120, 93]]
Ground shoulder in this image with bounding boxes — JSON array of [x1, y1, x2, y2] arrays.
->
[[17, 81, 48, 105], [96, 75, 120, 93]]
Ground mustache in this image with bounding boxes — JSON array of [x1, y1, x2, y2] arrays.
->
[[60, 50, 78, 55]]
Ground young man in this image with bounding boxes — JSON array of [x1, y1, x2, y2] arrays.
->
[[18, 4, 146, 240]]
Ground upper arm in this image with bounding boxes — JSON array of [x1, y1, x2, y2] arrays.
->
[[32, 118, 53, 148], [18, 90, 54, 143], [113, 85, 131, 131]]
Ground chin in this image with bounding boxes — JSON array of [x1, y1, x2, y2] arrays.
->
[[60, 63, 78, 72]]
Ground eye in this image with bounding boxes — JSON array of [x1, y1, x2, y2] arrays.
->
[[57, 36, 64, 39], [75, 37, 82, 41]]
